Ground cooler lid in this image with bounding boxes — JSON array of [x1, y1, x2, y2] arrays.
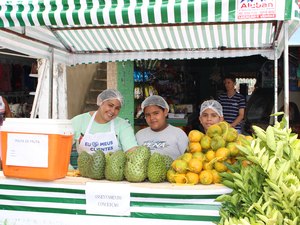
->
[[0, 118, 74, 135]]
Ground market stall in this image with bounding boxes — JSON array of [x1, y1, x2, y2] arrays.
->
[[0, 1, 299, 224], [0, 172, 231, 225], [0, 0, 299, 120]]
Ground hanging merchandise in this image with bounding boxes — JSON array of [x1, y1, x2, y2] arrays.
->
[[134, 85, 143, 100], [0, 58, 37, 118], [133, 59, 196, 126], [0, 64, 12, 92]]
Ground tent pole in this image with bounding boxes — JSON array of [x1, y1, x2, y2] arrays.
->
[[274, 41, 278, 123], [284, 21, 289, 127], [49, 48, 54, 119]]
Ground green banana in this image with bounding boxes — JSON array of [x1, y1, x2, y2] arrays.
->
[[217, 117, 300, 225], [252, 125, 267, 141], [222, 180, 235, 189], [266, 126, 276, 151]]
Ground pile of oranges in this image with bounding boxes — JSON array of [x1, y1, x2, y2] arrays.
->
[[167, 121, 252, 185]]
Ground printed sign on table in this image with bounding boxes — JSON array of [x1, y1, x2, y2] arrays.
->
[[85, 182, 131, 216], [237, 0, 276, 20]]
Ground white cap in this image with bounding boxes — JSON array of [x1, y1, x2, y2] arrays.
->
[[141, 95, 169, 112], [200, 100, 223, 117], [97, 89, 124, 106]]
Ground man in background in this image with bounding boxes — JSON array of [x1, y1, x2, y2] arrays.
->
[[218, 74, 246, 133]]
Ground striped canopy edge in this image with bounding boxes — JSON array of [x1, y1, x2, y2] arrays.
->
[[0, 0, 299, 28]]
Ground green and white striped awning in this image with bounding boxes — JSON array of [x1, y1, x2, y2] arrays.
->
[[0, 0, 299, 65]]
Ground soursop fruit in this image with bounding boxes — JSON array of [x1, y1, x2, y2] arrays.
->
[[147, 153, 168, 183], [88, 150, 106, 180], [124, 146, 151, 182], [77, 151, 92, 178], [162, 154, 173, 170], [105, 150, 126, 181]]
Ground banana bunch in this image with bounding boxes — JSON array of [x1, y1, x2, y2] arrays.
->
[[144, 85, 149, 98], [217, 113, 300, 225], [144, 85, 158, 98]]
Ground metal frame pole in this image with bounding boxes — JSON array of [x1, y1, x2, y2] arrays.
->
[[284, 21, 289, 127], [274, 41, 278, 123], [49, 48, 54, 119]]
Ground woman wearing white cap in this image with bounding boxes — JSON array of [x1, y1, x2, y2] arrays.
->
[[72, 89, 138, 155], [199, 100, 224, 132], [135, 95, 188, 160]]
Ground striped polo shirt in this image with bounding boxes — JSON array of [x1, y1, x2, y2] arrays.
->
[[218, 92, 246, 130]]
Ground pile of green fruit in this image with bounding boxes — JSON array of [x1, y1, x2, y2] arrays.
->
[[77, 146, 173, 183], [217, 114, 300, 225]]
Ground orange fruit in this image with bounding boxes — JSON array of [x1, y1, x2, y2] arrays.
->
[[224, 127, 238, 142], [210, 135, 226, 150], [242, 160, 251, 167], [189, 142, 202, 153], [200, 135, 211, 150], [205, 150, 215, 162], [192, 152, 206, 161], [172, 159, 188, 173], [214, 161, 228, 172], [218, 121, 230, 134], [206, 124, 222, 138], [226, 158, 232, 164], [211, 169, 221, 184], [181, 152, 193, 162], [188, 130, 204, 142], [199, 170, 213, 185], [245, 135, 254, 141], [186, 172, 199, 185], [188, 158, 203, 173], [167, 169, 177, 183], [174, 173, 187, 184], [227, 142, 239, 157], [202, 161, 214, 170], [237, 134, 245, 141], [215, 147, 230, 161]]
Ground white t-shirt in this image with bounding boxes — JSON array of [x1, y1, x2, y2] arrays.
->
[[136, 125, 188, 160]]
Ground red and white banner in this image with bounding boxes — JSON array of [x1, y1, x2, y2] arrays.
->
[[237, 0, 276, 20]]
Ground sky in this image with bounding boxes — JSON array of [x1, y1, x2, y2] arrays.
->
[[289, 27, 300, 46]]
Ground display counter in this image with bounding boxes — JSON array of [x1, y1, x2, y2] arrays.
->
[[0, 172, 231, 225]]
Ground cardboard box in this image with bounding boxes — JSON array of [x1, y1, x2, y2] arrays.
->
[[1, 118, 74, 181]]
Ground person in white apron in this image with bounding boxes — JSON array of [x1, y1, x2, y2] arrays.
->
[[71, 89, 138, 160], [78, 111, 119, 154]]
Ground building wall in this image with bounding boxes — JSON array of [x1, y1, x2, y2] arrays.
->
[[107, 62, 117, 89], [66, 62, 135, 126], [66, 64, 98, 119]]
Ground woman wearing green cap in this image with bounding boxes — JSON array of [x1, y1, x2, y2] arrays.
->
[[71, 89, 138, 155], [135, 95, 188, 160]]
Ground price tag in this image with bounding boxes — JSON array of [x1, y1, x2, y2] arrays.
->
[[6, 133, 48, 167], [85, 182, 131, 216]]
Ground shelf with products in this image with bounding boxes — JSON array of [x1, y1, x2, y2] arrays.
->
[[133, 60, 195, 132]]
